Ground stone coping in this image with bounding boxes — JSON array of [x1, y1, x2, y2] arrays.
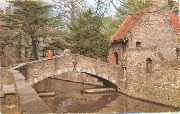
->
[[8, 63, 52, 113]]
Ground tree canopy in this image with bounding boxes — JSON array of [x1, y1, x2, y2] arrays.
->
[[68, 9, 110, 58], [122, 0, 152, 13], [6, 1, 52, 60]]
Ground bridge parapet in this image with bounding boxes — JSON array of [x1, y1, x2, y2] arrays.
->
[[23, 54, 122, 87], [76, 55, 121, 86]]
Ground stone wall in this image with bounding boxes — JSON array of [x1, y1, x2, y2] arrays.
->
[[0, 45, 18, 67], [108, 42, 124, 65], [115, 9, 180, 108], [77, 55, 122, 87], [0, 67, 9, 90], [25, 59, 55, 84], [0, 67, 8, 77], [22, 54, 121, 87], [121, 47, 180, 107], [126, 48, 180, 88], [129, 10, 179, 61], [8, 64, 51, 113]]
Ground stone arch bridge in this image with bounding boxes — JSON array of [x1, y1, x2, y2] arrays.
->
[[19, 54, 124, 88]]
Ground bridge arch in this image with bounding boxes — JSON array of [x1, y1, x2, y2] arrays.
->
[[21, 54, 122, 88]]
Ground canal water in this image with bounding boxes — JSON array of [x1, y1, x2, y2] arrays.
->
[[32, 78, 179, 113]]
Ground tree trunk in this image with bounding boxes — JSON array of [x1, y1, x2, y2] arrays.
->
[[71, 0, 75, 25], [32, 38, 38, 60]]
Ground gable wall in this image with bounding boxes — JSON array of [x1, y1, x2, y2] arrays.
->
[[122, 11, 180, 107], [129, 11, 179, 61]]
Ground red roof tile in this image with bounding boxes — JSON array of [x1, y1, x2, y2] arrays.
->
[[111, 7, 151, 42], [169, 12, 180, 33]]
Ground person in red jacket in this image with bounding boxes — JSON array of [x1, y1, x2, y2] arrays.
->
[[46, 50, 53, 59]]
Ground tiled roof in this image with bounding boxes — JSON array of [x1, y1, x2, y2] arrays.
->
[[169, 12, 180, 33], [111, 7, 151, 42]]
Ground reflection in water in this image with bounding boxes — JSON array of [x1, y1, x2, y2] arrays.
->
[[32, 78, 180, 113], [56, 98, 74, 112]]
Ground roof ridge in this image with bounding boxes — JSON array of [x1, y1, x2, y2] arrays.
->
[[111, 6, 151, 42]]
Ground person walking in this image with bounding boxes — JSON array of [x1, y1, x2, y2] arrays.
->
[[46, 50, 53, 59]]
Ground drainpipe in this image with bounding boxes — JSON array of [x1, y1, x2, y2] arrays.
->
[[122, 64, 127, 89], [122, 39, 128, 89], [176, 47, 180, 61]]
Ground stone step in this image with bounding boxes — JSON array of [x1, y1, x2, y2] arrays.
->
[[81, 88, 116, 93], [38, 92, 55, 97], [2, 84, 15, 95]]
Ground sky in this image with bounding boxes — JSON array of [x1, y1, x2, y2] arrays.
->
[[86, 0, 117, 16], [0, 0, 9, 11], [0, 0, 117, 16]]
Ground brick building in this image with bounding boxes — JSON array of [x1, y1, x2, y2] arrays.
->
[[109, 0, 180, 90]]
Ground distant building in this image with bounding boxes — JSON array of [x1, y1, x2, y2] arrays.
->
[[0, 8, 61, 67]]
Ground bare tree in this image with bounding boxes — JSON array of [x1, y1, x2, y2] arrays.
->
[[52, 0, 87, 25]]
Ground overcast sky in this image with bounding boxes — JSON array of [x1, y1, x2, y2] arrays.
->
[[0, 0, 9, 11], [0, 0, 117, 15]]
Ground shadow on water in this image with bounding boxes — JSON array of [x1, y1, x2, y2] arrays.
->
[[32, 78, 180, 113]]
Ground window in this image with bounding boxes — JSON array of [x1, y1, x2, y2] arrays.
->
[[136, 41, 142, 48], [114, 52, 119, 65], [0, 47, 4, 56], [17, 46, 21, 58], [176, 47, 180, 61], [25, 47, 28, 58], [146, 58, 152, 73]]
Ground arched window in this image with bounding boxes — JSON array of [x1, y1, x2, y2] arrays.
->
[[114, 52, 118, 65], [146, 58, 152, 73], [111, 51, 119, 65]]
